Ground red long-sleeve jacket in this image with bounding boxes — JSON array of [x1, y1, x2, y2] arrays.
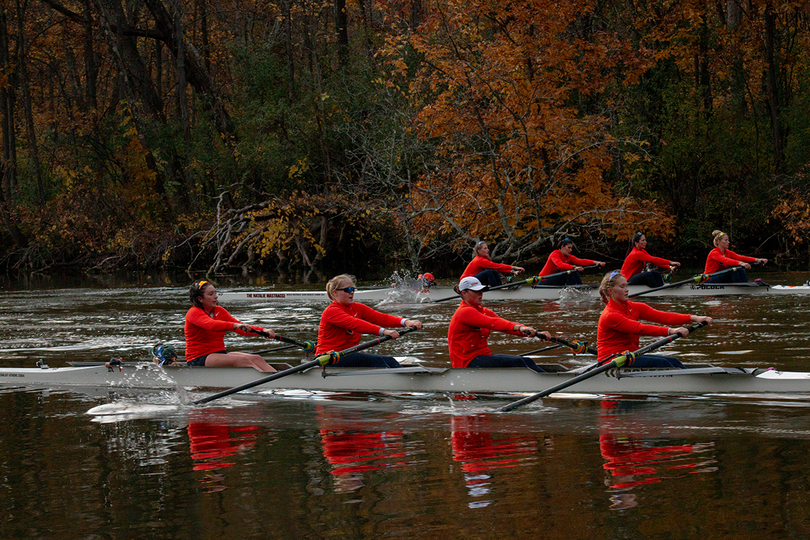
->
[[539, 250, 595, 276], [704, 248, 756, 274], [597, 299, 691, 363], [621, 248, 672, 279], [316, 302, 404, 356], [184, 306, 253, 363], [461, 256, 513, 279], [448, 301, 523, 367]]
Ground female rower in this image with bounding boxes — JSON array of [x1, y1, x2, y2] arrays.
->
[[704, 230, 767, 283], [539, 238, 606, 285], [460, 240, 524, 287], [448, 276, 551, 372], [185, 280, 278, 372], [316, 274, 422, 368], [597, 271, 712, 369], [621, 232, 680, 288]]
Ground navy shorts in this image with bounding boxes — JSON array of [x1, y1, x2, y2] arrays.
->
[[187, 350, 226, 367]]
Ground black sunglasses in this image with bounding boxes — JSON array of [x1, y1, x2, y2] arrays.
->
[[336, 286, 356, 293]]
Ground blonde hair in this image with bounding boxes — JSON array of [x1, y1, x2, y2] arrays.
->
[[326, 274, 356, 300], [473, 240, 488, 258], [599, 271, 625, 304], [712, 230, 727, 247]]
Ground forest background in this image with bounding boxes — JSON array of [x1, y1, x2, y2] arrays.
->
[[0, 0, 809, 283]]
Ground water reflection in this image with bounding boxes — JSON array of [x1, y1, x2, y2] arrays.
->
[[188, 408, 263, 491], [598, 401, 718, 510], [451, 413, 543, 508], [315, 405, 418, 493]]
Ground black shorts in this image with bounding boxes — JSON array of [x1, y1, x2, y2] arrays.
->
[[187, 350, 226, 366]]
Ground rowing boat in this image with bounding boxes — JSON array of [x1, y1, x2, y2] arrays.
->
[[3, 361, 810, 397], [218, 282, 810, 303]]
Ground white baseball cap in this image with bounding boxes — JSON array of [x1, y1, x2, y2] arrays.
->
[[459, 276, 487, 291]]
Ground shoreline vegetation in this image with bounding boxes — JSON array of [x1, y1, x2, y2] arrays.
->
[[0, 2, 809, 281]]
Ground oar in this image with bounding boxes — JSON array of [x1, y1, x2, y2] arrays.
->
[[247, 328, 316, 353], [629, 267, 739, 298], [497, 321, 708, 412], [430, 276, 542, 303], [520, 337, 597, 357], [535, 265, 599, 284], [193, 326, 418, 405]]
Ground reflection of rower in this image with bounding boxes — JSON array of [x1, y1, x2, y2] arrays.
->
[[316, 406, 408, 493], [451, 414, 538, 508], [598, 401, 716, 510], [187, 409, 260, 474]]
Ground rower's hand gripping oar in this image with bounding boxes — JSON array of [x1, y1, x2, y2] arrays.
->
[[628, 267, 739, 298], [520, 335, 597, 357], [246, 328, 316, 353], [193, 326, 418, 405], [497, 321, 709, 412]]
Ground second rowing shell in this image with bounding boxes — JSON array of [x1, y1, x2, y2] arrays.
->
[[217, 282, 810, 303]]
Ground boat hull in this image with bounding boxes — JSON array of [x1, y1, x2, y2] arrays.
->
[[218, 283, 810, 303], [3, 363, 810, 398]]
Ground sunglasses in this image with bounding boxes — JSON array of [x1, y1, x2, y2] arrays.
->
[[336, 286, 356, 293]]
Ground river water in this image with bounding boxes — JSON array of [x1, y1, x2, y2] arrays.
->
[[2, 272, 810, 539]]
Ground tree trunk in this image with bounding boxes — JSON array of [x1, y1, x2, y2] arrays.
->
[[0, 6, 27, 248], [764, 3, 784, 172], [15, 0, 44, 207]]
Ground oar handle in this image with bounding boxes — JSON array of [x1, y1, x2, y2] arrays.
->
[[546, 336, 597, 356], [314, 326, 418, 366], [247, 328, 316, 353], [537, 265, 599, 283]]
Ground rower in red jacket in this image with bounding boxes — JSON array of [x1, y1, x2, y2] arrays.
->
[[597, 271, 712, 369], [704, 230, 767, 283], [539, 238, 605, 285], [316, 274, 422, 368], [184, 280, 277, 371], [448, 276, 551, 372], [460, 241, 524, 287], [620, 232, 680, 288]]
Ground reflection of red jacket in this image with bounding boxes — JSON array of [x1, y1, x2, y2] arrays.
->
[[621, 248, 672, 279], [539, 250, 594, 275], [451, 415, 536, 473], [599, 402, 697, 489], [187, 421, 259, 471], [461, 256, 513, 279], [316, 302, 403, 356], [597, 299, 690, 362], [448, 301, 522, 367], [316, 407, 405, 476], [184, 306, 254, 362], [704, 248, 756, 274]]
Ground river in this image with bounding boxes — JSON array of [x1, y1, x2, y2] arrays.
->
[[2, 272, 810, 539]]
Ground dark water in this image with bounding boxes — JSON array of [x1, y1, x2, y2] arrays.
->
[[2, 273, 810, 539]]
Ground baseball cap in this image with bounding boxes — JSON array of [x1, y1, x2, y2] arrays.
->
[[459, 276, 487, 291]]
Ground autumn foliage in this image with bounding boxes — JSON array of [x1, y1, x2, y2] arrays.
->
[[0, 0, 808, 278]]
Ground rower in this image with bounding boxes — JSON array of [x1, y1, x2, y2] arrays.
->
[[150, 344, 178, 366], [704, 230, 767, 283], [597, 271, 712, 369], [621, 232, 680, 288], [448, 276, 551, 372], [460, 240, 524, 287], [184, 280, 278, 372], [316, 274, 422, 368], [539, 237, 605, 286]]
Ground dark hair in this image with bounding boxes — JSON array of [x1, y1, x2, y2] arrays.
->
[[557, 237, 574, 250], [626, 232, 644, 256], [189, 280, 212, 308]]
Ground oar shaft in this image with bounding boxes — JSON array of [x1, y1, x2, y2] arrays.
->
[[193, 327, 418, 405], [498, 360, 618, 412], [629, 267, 738, 298], [498, 321, 708, 412]]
